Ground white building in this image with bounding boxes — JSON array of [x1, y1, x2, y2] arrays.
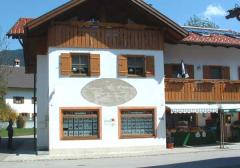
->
[[7, 0, 240, 150], [4, 66, 35, 121]]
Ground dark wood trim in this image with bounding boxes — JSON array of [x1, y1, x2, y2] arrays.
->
[[59, 107, 102, 141], [118, 106, 157, 139]]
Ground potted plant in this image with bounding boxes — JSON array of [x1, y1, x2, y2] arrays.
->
[[166, 131, 174, 149]]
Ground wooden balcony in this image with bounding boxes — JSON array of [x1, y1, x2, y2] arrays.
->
[[165, 78, 240, 103]]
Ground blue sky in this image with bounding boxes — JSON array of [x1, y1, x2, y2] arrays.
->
[[1, 0, 240, 50]]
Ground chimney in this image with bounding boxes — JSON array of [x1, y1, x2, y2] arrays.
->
[[14, 58, 20, 67]]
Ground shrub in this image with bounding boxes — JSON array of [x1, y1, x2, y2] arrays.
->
[[16, 115, 26, 128], [0, 101, 17, 122]]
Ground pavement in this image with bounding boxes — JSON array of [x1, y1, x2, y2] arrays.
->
[[0, 136, 240, 162]]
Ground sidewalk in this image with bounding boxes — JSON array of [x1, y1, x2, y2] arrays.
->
[[1, 138, 240, 162]]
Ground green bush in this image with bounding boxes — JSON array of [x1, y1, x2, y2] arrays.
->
[[16, 115, 26, 128]]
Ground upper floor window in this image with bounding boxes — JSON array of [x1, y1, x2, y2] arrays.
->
[[13, 96, 24, 104], [203, 65, 230, 80], [72, 54, 89, 76], [118, 55, 155, 77], [164, 64, 194, 79], [127, 56, 145, 76], [60, 53, 100, 77]]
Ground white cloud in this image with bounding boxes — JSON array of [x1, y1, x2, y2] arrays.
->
[[203, 4, 227, 18]]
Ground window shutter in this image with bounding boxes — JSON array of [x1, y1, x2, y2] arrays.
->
[[145, 56, 155, 77], [164, 64, 173, 78], [186, 65, 194, 79], [203, 66, 210, 79], [118, 55, 128, 76], [222, 66, 230, 80], [60, 53, 71, 76], [89, 54, 100, 76]]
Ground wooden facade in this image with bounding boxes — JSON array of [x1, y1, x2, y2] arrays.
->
[[48, 22, 164, 50], [165, 79, 240, 103]]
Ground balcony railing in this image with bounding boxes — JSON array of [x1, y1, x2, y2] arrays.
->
[[165, 78, 240, 103]]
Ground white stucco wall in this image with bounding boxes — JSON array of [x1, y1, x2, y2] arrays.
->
[[5, 88, 34, 115], [164, 44, 240, 80], [37, 55, 49, 150], [44, 48, 166, 150]]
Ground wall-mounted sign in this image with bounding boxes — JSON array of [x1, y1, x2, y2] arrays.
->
[[81, 78, 137, 106]]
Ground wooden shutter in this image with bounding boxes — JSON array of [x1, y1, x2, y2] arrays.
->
[[60, 53, 71, 76], [145, 56, 155, 77], [203, 65, 211, 79], [118, 55, 128, 76], [89, 54, 100, 76], [164, 64, 173, 78], [186, 65, 194, 79], [222, 66, 230, 80]]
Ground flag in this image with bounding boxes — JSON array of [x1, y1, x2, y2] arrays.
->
[[177, 60, 189, 78]]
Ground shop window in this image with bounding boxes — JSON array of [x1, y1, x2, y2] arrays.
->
[[61, 108, 101, 140], [119, 108, 155, 138], [13, 96, 24, 104]]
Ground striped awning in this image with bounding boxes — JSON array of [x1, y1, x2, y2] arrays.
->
[[166, 104, 219, 113]]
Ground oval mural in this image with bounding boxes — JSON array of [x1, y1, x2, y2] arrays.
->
[[81, 78, 137, 106]]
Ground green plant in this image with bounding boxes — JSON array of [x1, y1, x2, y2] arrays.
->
[[16, 115, 26, 128]]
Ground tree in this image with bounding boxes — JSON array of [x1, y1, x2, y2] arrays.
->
[[0, 30, 16, 122], [226, 4, 240, 21], [184, 15, 219, 28]]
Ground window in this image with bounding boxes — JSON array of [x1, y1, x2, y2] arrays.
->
[[210, 66, 222, 79], [118, 55, 155, 77], [60, 53, 100, 77], [71, 54, 89, 75], [119, 108, 156, 138], [127, 56, 145, 76], [164, 64, 194, 79], [203, 65, 230, 80], [13, 97, 24, 104], [61, 108, 101, 140]]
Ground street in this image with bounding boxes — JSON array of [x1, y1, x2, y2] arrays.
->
[[0, 149, 240, 168]]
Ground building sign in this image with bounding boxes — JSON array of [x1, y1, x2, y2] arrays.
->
[[81, 78, 137, 106]]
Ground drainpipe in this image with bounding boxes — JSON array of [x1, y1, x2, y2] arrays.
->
[[33, 69, 37, 152]]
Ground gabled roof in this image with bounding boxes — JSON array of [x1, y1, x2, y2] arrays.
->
[[181, 26, 240, 48], [1, 66, 33, 89], [7, 18, 33, 39], [23, 0, 188, 38]]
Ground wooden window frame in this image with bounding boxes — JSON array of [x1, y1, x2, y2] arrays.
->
[[60, 107, 102, 141], [70, 53, 90, 77], [118, 107, 157, 139], [203, 65, 230, 80], [118, 55, 155, 78], [13, 96, 24, 104]]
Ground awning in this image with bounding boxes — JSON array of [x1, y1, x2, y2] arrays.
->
[[219, 104, 240, 113], [166, 104, 219, 113]]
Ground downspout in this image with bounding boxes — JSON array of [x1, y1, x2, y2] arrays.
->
[[33, 68, 37, 152]]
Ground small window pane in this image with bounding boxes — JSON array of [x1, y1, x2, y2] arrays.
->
[[13, 97, 24, 104]]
